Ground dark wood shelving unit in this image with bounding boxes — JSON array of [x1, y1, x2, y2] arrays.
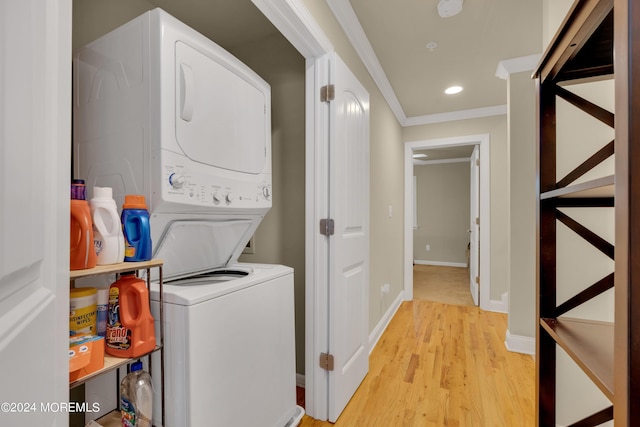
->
[[534, 0, 640, 425]]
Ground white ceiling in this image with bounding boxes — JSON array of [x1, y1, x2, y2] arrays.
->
[[346, 0, 544, 120]]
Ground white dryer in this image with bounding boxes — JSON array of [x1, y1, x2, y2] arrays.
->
[[73, 8, 302, 427]]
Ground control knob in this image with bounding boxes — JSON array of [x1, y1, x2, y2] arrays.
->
[[262, 186, 272, 199], [169, 173, 186, 189], [225, 192, 234, 204]]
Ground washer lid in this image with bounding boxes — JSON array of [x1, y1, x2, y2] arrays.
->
[[152, 219, 255, 280]]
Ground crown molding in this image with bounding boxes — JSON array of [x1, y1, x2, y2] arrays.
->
[[404, 104, 507, 127], [325, 0, 406, 125], [495, 53, 542, 80]]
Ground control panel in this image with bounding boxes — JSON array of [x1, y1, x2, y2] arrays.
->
[[158, 153, 272, 210]]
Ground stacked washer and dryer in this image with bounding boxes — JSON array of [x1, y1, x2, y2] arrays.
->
[[73, 8, 303, 426]]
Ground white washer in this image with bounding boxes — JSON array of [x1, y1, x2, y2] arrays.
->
[[150, 264, 302, 427]]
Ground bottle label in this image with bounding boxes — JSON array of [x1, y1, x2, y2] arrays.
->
[[124, 240, 136, 258], [120, 396, 136, 427], [93, 232, 104, 257], [96, 303, 107, 337], [69, 303, 96, 335], [106, 287, 131, 350]]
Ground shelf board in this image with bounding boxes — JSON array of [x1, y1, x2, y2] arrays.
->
[[69, 346, 162, 389], [540, 317, 613, 400], [70, 259, 163, 280], [533, 0, 613, 83], [540, 175, 614, 200]]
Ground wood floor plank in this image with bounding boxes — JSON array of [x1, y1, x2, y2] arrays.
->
[[298, 300, 535, 427]]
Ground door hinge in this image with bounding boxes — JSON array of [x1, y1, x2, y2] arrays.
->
[[476, 276, 480, 285], [319, 352, 335, 371], [321, 84, 335, 102], [475, 217, 480, 225], [320, 218, 335, 236], [476, 158, 480, 166]]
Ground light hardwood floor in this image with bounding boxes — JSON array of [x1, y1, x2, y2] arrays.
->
[[298, 300, 535, 427], [413, 264, 474, 306]]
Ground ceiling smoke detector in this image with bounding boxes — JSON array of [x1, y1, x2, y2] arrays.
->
[[437, 0, 463, 18]]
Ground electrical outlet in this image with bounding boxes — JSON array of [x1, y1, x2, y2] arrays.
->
[[426, 244, 430, 251], [381, 283, 390, 295]]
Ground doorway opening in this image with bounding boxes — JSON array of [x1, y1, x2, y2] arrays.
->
[[412, 146, 476, 306], [403, 134, 491, 310]]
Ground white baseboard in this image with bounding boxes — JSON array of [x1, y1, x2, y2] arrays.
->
[[488, 292, 509, 313], [504, 330, 535, 355], [414, 259, 467, 268], [369, 290, 404, 354], [296, 373, 305, 388]]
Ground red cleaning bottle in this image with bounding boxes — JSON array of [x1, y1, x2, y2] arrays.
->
[[105, 272, 156, 358], [70, 179, 97, 270]]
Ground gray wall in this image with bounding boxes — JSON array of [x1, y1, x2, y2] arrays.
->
[[413, 162, 470, 265], [506, 71, 536, 339]]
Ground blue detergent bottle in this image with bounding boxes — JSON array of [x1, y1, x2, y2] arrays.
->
[[121, 195, 152, 262]]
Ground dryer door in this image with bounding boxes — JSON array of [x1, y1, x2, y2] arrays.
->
[[175, 41, 268, 174]]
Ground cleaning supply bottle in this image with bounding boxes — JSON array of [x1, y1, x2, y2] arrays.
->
[[90, 187, 125, 265], [120, 360, 154, 427], [105, 272, 156, 358], [95, 287, 109, 338], [121, 195, 152, 262], [70, 179, 97, 270]]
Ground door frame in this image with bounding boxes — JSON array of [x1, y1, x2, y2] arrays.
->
[[251, 0, 333, 420], [404, 134, 492, 310]]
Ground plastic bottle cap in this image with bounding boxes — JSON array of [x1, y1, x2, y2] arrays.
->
[[123, 195, 148, 210], [131, 361, 143, 372], [71, 180, 87, 200], [93, 187, 113, 199]]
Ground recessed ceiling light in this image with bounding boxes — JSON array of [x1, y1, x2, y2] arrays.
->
[[412, 153, 428, 159], [425, 41, 438, 51], [445, 86, 463, 95], [437, 0, 463, 18]]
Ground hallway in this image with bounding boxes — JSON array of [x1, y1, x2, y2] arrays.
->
[[413, 264, 475, 306], [298, 300, 535, 426]]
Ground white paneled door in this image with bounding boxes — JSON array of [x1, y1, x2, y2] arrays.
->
[[469, 145, 480, 305], [327, 53, 370, 423], [0, 0, 71, 426]]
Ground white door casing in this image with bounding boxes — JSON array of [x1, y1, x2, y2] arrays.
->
[[404, 135, 491, 310], [469, 145, 480, 305], [327, 53, 370, 423], [0, 0, 71, 425]]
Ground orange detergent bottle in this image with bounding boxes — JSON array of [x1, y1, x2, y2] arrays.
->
[[70, 180, 97, 270], [105, 272, 156, 358]]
